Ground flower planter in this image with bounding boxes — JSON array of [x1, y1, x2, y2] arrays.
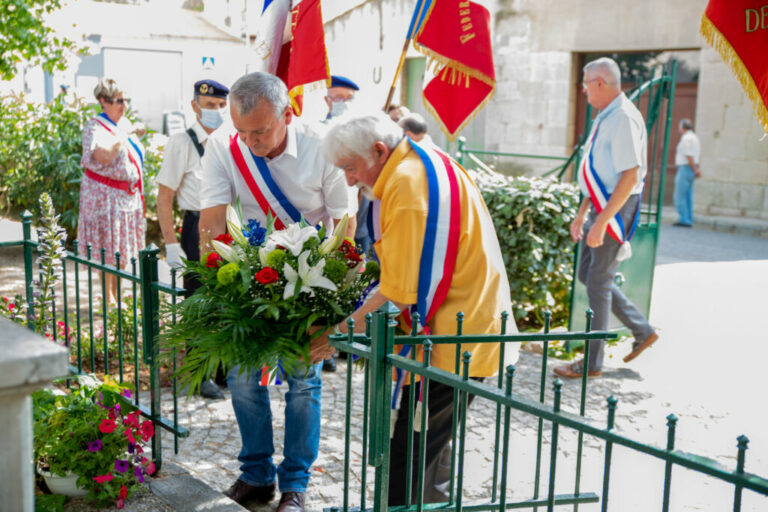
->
[[38, 467, 88, 497]]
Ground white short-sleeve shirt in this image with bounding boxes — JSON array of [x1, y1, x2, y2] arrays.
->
[[156, 121, 208, 211], [200, 119, 357, 227], [578, 93, 647, 196], [675, 130, 701, 166]]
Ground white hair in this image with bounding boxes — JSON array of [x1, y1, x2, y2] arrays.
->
[[584, 57, 622, 88], [230, 72, 289, 117], [324, 111, 404, 165]]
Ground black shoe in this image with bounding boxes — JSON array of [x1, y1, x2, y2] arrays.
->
[[224, 479, 275, 505], [322, 355, 337, 372], [199, 379, 224, 399], [673, 222, 692, 227], [276, 492, 305, 512]]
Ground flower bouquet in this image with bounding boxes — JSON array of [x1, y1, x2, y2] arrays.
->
[[33, 375, 155, 508], [160, 205, 379, 391]]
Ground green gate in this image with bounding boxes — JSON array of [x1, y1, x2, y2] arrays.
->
[[567, 61, 678, 333], [328, 302, 768, 512], [0, 212, 190, 472]]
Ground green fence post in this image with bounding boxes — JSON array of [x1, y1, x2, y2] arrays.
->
[[139, 244, 162, 472], [370, 301, 398, 512], [21, 210, 35, 330]]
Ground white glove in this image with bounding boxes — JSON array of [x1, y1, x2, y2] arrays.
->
[[165, 243, 187, 270]]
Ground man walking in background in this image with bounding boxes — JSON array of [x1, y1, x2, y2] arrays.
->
[[673, 118, 702, 227], [554, 57, 658, 379]]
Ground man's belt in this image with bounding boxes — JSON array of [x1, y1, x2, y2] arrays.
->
[[84, 169, 140, 195], [183, 210, 200, 218]]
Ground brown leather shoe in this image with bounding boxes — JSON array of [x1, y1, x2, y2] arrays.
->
[[553, 361, 601, 379], [623, 331, 659, 363], [224, 479, 275, 505], [276, 491, 305, 512]]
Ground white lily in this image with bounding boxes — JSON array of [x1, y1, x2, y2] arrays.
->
[[267, 223, 318, 257], [282, 250, 337, 299], [226, 205, 248, 246], [211, 240, 240, 263], [258, 247, 269, 266], [319, 214, 350, 255]]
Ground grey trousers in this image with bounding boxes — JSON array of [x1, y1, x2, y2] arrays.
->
[[578, 195, 654, 372]]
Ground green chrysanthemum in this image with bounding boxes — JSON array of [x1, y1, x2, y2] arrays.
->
[[216, 262, 240, 286], [266, 249, 287, 270], [324, 258, 348, 285]]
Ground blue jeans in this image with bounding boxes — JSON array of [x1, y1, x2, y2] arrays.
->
[[674, 165, 695, 225], [227, 362, 322, 493]]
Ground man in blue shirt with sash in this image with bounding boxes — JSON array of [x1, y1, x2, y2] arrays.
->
[[554, 57, 658, 379]]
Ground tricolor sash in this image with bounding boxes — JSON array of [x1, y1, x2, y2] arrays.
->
[[94, 113, 145, 212], [229, 133, 306, 386], [580, 124, 640, 249], [229, 134, 303, 231], [384, 138, 462, 434]]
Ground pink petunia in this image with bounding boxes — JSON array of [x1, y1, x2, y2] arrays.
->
[[99, 419, 116, 434], [93, 473, 113, 484]]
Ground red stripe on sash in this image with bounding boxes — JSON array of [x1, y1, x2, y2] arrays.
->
[[229, 134, 286, 230]]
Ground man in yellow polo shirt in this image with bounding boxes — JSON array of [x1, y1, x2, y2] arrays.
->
[[318, 111, 518, 505]]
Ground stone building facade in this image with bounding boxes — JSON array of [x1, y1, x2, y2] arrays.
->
[[320, 0, 768, 220]]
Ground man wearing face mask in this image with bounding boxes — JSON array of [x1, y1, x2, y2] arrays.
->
[[157, 78, 229, 399], [324, 75, 358, 120]]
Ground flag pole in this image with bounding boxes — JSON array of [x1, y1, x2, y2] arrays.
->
[[383, 0, 429, 112]]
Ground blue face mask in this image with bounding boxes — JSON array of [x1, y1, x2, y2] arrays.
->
[[329, 100, 351, 119], [199, 107, 226, 130]]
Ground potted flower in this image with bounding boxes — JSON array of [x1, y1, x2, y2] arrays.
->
[[33, 375, 155, 508]]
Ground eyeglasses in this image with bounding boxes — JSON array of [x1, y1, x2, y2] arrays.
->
[[105, 98, 129, 105], [582, 78, 601, 87]]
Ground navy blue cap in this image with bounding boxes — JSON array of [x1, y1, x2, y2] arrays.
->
[[330, 75, 359, 91], [194, 79, 229, 98]]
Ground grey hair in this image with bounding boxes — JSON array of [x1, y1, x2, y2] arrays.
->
[[399, 113, 428, 136], [584, 57, 622, 88], [229, 72, 289, 117], [680, 118, 694, 131], [93, 78, 122, 101], [324, 111, 404, 165]]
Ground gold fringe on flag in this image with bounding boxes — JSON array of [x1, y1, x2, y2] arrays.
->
[[701, 14, 768, 133]]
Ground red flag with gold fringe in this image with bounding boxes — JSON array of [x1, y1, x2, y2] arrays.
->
[[275, 0, 330, 116], [412, 0, 495, 140], [701, 0, 768, 132]]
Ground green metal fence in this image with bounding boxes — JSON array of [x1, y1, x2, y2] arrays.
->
[[0, 211, 189, 472], [328, 302, 768, 512]]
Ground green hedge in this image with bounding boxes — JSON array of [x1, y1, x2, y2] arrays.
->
[[0, 93, 164, 242], [469, 169, 579, 330]]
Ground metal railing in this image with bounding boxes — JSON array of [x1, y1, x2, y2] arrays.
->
[[455, 138, 579, 181], [0, 211, 189, 472], [328, 302, 768, 512]]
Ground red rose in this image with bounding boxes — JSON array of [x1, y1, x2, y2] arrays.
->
[[214, 233, 234, 245], [205, 252, 223, 268], [99, 419, 116, 434], [339, 240, 354, 254], [255, 267, 279, 284], [346, 251, 362, 264]]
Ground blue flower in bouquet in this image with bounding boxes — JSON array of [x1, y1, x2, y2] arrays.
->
[[242, 219, 267, 247]]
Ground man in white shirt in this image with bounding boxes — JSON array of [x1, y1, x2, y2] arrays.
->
[[673, 118, 702, 227], [198, 72, 355, 512], [554, 57, 658, 379], [157, 79, 229, 399]]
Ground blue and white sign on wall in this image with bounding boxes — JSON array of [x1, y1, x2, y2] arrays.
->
[[202, 56, 215, 69]]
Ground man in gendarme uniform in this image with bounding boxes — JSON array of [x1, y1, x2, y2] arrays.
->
[[157, 79, 229, 399], [320, 111, 519, 506]]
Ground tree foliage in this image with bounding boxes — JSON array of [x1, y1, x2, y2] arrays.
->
[[0, 0, 76, 80]]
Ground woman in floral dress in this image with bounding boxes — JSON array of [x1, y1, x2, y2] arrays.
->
[[77, 78, 146, 304]]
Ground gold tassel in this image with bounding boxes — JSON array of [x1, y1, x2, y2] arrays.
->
[[700, 14, 768, 133]]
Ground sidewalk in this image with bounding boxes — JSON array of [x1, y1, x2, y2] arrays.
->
[[661, 205, 768, 238]]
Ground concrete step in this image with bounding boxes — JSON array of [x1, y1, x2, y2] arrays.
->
[[661, 206, 768, 238]]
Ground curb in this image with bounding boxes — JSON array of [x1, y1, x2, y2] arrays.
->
[[150, 461, 247, 512]]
